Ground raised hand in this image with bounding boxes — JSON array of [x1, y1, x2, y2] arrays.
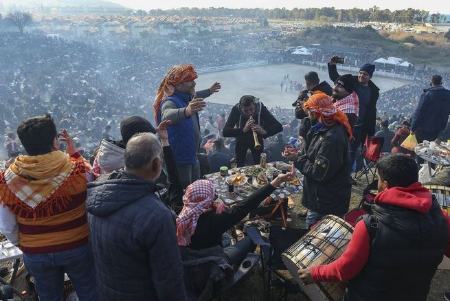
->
[[156, 120, 171, 146], [209, 82, 221, 94], [185, 98, 206, 117], [59, 129, 77, 156]]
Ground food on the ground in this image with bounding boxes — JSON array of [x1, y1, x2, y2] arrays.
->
[[246, 166, 265, 177], [227, 173, 248, 186], [289, 177, 301, 186], [255, 171, 269, 186], [415, 143, 450, 165]]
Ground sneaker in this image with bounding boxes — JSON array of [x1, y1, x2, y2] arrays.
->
[[444, 290, 450, 301]]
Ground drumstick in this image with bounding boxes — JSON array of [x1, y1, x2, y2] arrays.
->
[[280, 200, 288, 229]]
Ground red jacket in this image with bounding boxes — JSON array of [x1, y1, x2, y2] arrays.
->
[[312, 182, 450, 282]]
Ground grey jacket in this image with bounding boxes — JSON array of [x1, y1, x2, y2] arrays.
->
[[161, 89, 212, 154]]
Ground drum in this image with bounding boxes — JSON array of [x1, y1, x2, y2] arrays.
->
[[281, 215, 353, 301]]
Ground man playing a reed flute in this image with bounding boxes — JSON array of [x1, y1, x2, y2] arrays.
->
[[223, 95, 282, 167]]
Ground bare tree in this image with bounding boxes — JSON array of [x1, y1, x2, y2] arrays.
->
[[6, 12, 32, 34]]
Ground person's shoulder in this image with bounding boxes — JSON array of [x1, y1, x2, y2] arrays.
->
[[133, 195, 174, 226], [325, 125, 348, 142], [161, 98, 177, 110], [368, 80, 380, 92]]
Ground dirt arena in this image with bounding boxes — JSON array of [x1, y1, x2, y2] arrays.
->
[[196, 63, 411, 108]]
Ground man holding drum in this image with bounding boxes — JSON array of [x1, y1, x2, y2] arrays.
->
[[299, 154, 450, 301]]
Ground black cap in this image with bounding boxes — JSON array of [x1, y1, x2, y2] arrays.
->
[[336, 74, 355, 93], [120, 116, 156, 145]]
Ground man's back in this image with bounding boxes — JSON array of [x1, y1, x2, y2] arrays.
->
[[208, 150, 231, 173], [87, 171, 186, 301], [413, 87, 450, 137], [374, 129, 394, 153], [0, 151, 90, 252]]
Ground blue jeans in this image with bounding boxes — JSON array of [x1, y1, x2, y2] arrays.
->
[[305, 211, 326, 228], [176, 162, 200, 189], [23, 244, 97, 301]]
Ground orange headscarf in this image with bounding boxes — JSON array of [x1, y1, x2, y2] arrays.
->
[[303, 93, 353, 138], [153, 64, 198, 123]]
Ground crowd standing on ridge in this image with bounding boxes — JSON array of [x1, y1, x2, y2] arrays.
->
[[0, 31, 450, 301]]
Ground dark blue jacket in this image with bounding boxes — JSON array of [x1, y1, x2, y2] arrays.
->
[[412, 86, 450, 138], [208, 150, 232, 173], [87, 171, 186, 301]]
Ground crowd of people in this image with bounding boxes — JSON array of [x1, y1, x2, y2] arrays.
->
[[1, 31, 449, 161], [1, 28, 450, 301], [0, 56, 449, 301]]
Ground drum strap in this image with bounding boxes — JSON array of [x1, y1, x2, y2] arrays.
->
[[363, 214, 379, 241]]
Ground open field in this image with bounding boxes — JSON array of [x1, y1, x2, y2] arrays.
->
[[197, 64, 411, 109]]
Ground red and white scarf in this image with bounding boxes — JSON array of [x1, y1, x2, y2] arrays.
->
[[176, 180, 225, 246], [334, 91, 359, 116]]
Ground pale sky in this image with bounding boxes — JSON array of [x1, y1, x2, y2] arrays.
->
[[109, 0, 449, 13]]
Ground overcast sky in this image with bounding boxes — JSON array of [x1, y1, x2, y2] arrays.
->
[[109, 0, 449, 13]]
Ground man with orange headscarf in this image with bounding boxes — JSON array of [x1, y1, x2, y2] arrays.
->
[[154, 64, 220, 188], [285, 93, 352, 227]]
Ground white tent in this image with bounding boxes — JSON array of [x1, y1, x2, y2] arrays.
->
[[291, 47, 313, 56], [399, 61, 412, 67], [374, 58, 389, 64], [374, 57, 413, 68], [386, 57, 403, 65]]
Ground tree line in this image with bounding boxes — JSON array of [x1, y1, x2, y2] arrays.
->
[[136, 7, 447, 24]]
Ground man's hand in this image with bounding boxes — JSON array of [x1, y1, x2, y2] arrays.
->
[[185, 98, 206, 117], [298, 268, 314, 285], [329, 56, 339, 65], [209, 82, 221, 94], [243, 119, 255, 133], [271, 164, 296, 188], [156, 120, 171, 146], [59, 129, 77, 156], [251, 124, 267, 135]]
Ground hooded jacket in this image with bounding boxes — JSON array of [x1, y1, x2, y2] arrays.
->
[[412, 86, 450, 139], [92, 139, 125, 175], [87, 170, 186, 301], [312, 182, 450, 301]]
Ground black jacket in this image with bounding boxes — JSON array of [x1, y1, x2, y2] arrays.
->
[[347, 199, 448, 301], [190, 184, 275, 250], [87, 171, 186, 301], [222, 102, 282, 148], [328, 63, 379, 137], [295, 123, 351, 215], [412, 86, 450, 139], [295, 81, 333, 120]]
